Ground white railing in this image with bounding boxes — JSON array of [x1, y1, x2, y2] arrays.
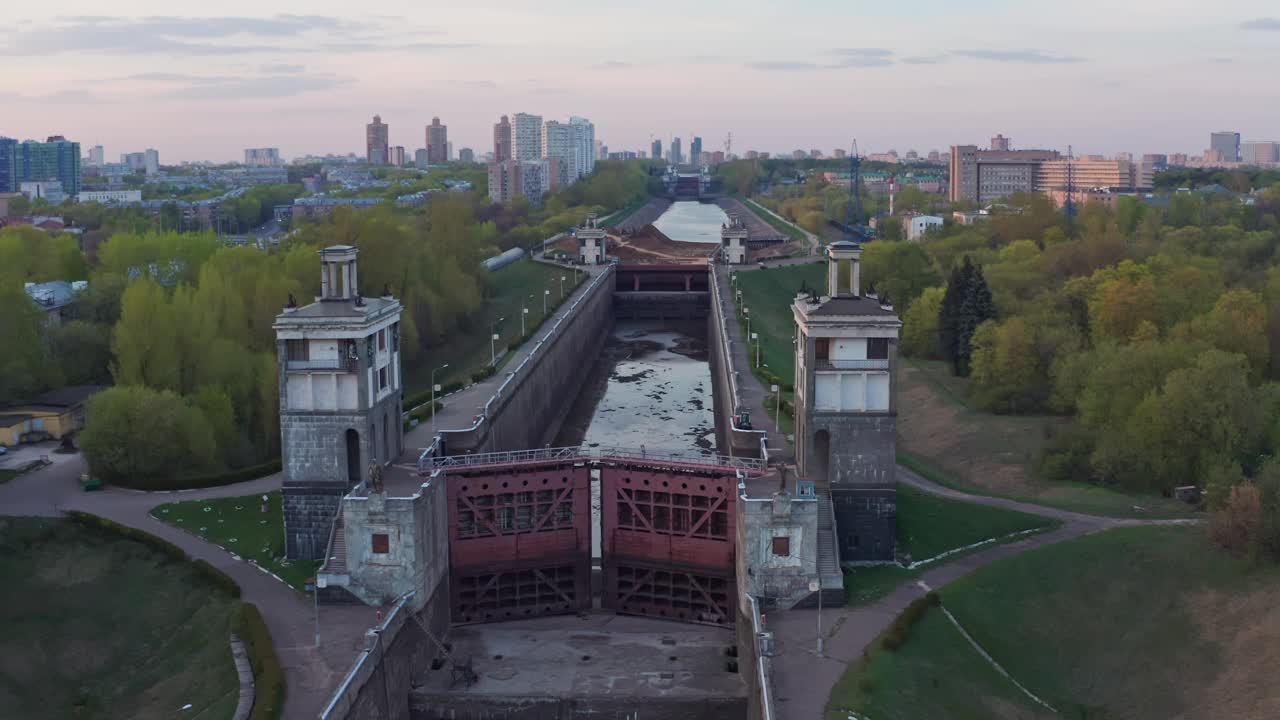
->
[[815, 359, 889, 371]]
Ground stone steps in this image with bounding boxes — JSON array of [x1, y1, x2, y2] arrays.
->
[[816, 491, 840, 577], [324, 514, 347, 575]]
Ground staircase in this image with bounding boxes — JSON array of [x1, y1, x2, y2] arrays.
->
[[814, 490, 845, 607], [321, 512, 347, 576]]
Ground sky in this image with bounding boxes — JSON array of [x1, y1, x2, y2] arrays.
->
[[2, 1, 1279, 163]]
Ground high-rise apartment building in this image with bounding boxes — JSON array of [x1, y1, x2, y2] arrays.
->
[[1210, 131, 1241, 163], [511, 113, 543, 162], [1036, 158, 1153, 193], [1142, 153, 1169, 171], [414, 149, 429, 169], [690, 136, 702, 164], [990, 134, 1011, 151], [833, 148, 847, 160], [652, 138, 663, 162], [569, 116, 595, 179], [948, 144, 1059, 203], [670, 137, 683, 165], [88, 145, 104, 167], [459, 148, 475, 164], [447, 142, 454, 162], [493, 115, 512, 162], [389, 146, 406, 167], [488, 160, 547, 206], [542, 120, 574, 179], [244, 148, 281, 167], [1242, 142, 1279, 166], [366, 115, 389, 165], [0, 137, 18, 192], [122, 149, 160, 175], [425, 117, 447, 165], [18, 137, 82, 195]]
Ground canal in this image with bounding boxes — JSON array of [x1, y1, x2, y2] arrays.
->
[[652, 200, 730, 243]]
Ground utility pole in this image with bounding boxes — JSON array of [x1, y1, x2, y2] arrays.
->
[[431, 363, 449, 432], [491, 317, 505, 366]]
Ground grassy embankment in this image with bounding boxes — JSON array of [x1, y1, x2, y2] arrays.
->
[[830, 526, 1280, 719], [732, 263, 1192, 520], [741, 197, 807, 243], [0, 517, 242, 720], [153, 490, 317, 592], [404, 259, 584, 392]]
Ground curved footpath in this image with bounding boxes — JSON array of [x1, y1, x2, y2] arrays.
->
[[0, 456, 377, 720], [766, 465, 1197, 720]]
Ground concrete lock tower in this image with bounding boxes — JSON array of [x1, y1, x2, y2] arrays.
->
[[577, 214, 606, 265], [274, 245, 404, 560], [721, 214, 749, 264], [792, 240, 901, 562]]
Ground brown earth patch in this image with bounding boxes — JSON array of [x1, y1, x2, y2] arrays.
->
[[1181, 588, 1280, 720]]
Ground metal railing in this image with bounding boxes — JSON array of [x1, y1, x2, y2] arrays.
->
[[814, 358, 889, 371], [286, 358, 357, 372], [421, 445, 767, 474]]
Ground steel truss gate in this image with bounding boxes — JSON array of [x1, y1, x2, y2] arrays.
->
[[600, 462, 737, 627], [446, 461, 592, 624]]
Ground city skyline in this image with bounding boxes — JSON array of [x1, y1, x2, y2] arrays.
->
[[3, 1, 1280, 161]]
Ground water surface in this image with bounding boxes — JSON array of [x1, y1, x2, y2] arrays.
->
[[652, 201, 730, 244]]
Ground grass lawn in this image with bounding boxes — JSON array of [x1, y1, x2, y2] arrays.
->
[[404, 259, 584, 392], [153, 490, 318, 592], [834, 526, 1280, 719], [742, 197, 807, 242], [842, 482, 1057, 606], [0, 517, 242, 720], [730, 262, 825, 384], [600, 197, 652, 228]]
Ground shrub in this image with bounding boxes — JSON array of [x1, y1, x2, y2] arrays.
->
[[877, 591, 939, 652], [471, 366, 497, 383], [237, 603, 286, 720], [193, 559, 242, 599], [65, 511, 187, 562], [164, 459, 282, 492], [1035, 425, 1096, 484]]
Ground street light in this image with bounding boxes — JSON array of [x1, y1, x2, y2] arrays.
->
[[752, 332, 760, 368], [771, 384, 781, 432], [560, 275, 567, 300], [521, 295, 532, 336], [431, 363, 449, 432], [544, 288, 550, 315], [491, 317, 505, 366], [809, 579, 825, 657], [744, 307, 751, 339]]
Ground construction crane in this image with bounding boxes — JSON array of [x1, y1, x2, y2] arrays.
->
[[843, 141, 870, 243]]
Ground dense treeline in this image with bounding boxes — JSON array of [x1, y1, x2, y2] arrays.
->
[[846, 184, 1280, 557], [5, 161, 657, 486]]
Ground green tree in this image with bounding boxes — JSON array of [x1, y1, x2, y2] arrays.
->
[[48, 320, 113, 386], [111, 278, 180, 391], [955, 263, 996, 376], [0, 282, 61, 404], [861, 239, 939, 313], [80, 386, 217, 487], [900, 287, 945, 359]]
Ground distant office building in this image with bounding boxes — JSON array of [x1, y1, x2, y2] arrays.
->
[[652, 138, 663, 162], [122, 149, 159, 175], [691, 136, 702, 164], [459, 148, 475, 163], [833, 148, 847, 160], [810, 149, 823, 159], [670, 137, 682, 165], [990, 134, 1011, 151], [907, 215, 944, 241], [608, 151, 638, 160], [791, 150, 806, 160], [414, 148, 429, 169], [389, 146, 406, 167], [20, 180, 66, 204], [1242, 142, 1280, 166], [366, 115, 389, 165], [0, 137, 16, 192], [1036, 158, 1153, 192], [511, 113, 543, 162], [1170, 153, 1190, 167], [710, 150, 725, 165], [87, 145, 104, 167], [948, 144, 1059, 203], [493, 115, 512, 162], [17, 137, 81, 195], [595, 140, 605, 160], [1210, 132, 1240, 163], [927, 150, 941, 162], [745, 150, 758, 160], [569, 116, 595, 179], [424, 117, 447, 164], [599, 144, 609, 160], [244, 148, 281, 167], [1142, 153, 1169, 171]]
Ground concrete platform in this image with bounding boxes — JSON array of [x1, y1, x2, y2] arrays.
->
[[410, 613, 746, 719]]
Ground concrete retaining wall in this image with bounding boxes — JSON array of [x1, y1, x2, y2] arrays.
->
[[707, 263, 768, 460], [735, 594, 776, 720], [409, 696, 747, 719], [439, 265, 615, 455], [320, 582, 451, 720]]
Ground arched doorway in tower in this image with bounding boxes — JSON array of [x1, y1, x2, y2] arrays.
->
[[345, 429, 361, 487], [813, 429, 831, 485]]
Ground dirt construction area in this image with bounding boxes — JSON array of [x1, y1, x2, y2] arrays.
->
[[552, 224, 715, 265]]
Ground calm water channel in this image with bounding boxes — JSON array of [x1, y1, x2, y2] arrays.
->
[[652, 200, 730, 243]]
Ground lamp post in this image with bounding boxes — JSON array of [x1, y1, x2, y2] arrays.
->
[[809, 579, 824, 657], [491, 317, 505, 366], [560, 275, 567, 300], [771, 384, 780, 432], [544, 288, 550, 315], [431, 363, 449, 432], [752, 332, 760, 368], [744, 307, 751, 339], [521, 295, 532, 336]]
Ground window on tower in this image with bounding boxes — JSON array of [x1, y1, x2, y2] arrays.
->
[[868, 338, 889, 360]]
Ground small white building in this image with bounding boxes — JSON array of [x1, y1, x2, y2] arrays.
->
[[906, 215, 944, 241], [577, 214, 607, 265], [77, 189, 142, 204], [721, 214, 749, 264], [20, 181, 66, 205]]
